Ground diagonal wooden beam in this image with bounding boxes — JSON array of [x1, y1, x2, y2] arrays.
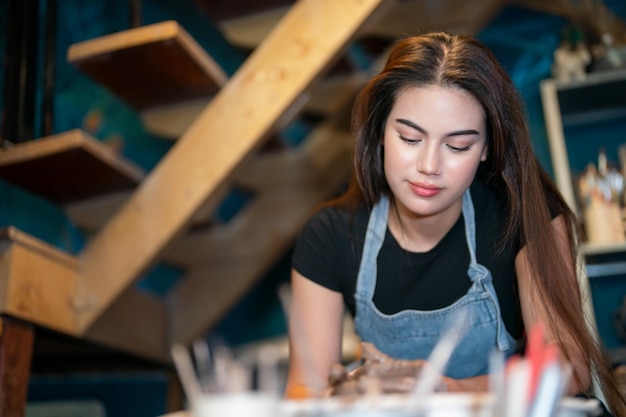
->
[[77, 0, 390, 333]]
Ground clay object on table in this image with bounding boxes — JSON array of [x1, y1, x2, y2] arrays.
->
[[328, 342, 429, 396]]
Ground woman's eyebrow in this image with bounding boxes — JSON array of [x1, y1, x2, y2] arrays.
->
[[396, 118, 426, 134], [396, 118, 479, 138]]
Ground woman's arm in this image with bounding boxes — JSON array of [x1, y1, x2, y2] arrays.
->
[[515, 214, 591, 394], [284, 269, 345, 398], [443, 375, 490, 392]]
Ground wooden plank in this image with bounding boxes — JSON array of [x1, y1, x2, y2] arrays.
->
[[0, 227, 78, 269], [0, 228, 78, 335], [68, 20, 227, 111], [86, 287, 169, 362], [0, 227, 168, 362], [0, 316, 34, 417], [77, 0, 390, 333], [539, 80, 577, 212], [0, 130, 144, 204]]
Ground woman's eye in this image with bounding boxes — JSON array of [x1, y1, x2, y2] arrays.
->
[[447, 144, 472, 152], [399, 135, 420, 145]]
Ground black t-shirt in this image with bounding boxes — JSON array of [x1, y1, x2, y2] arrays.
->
[[293, 180, 525, 340]]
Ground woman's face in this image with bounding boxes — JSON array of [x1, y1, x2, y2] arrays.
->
[[383, 85, 488, 221]]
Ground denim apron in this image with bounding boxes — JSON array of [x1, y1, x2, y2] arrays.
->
[[353, 190, 516, 378]]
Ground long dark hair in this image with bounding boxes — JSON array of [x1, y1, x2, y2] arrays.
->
[[336, 32, 624, 414]]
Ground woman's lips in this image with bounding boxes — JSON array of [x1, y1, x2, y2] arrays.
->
[[408, 182, 442, 197]]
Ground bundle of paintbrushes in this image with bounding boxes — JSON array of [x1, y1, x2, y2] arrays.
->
[[496, 323, 597, 417], [170, 338, 281, 416]]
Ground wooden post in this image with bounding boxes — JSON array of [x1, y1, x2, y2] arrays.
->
[[0, 316, 34, 417]]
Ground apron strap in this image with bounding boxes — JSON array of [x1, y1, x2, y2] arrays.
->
[[355, 196, 389, 299]]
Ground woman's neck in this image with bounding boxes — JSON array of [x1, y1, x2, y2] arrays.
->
[[387, 198, 463, 253]]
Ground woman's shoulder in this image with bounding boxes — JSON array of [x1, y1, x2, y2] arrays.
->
[[293, 201, 367, 292]]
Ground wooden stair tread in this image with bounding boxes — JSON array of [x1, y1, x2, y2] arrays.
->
[[0, 226, 79, 335], [0, 226, 78, 269], [0, 130, 144, 204], [0, 226, 168, 362], [67, 20, 227, 111]]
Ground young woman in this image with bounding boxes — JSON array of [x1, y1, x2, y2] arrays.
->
[[285, 32, 625, 415]]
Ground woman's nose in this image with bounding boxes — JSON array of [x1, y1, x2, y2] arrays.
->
[[416, 144, 441, 175]]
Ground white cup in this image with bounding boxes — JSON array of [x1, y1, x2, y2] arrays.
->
[[193, 392, 278, 417]]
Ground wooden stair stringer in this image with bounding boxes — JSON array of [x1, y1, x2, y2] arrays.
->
[[76, 0, 390, 334]]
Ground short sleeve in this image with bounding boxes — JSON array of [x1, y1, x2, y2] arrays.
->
[[292, 207, 345, 292]]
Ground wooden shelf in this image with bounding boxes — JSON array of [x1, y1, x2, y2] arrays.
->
[[554, 70, 626, 128], [67, 20, 227, 111], [539, 71, 626, 215], [583, 241, 626, 257], [0, 130, 144, 204]]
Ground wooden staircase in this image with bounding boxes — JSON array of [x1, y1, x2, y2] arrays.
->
[[0, 2, 392, 413]]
